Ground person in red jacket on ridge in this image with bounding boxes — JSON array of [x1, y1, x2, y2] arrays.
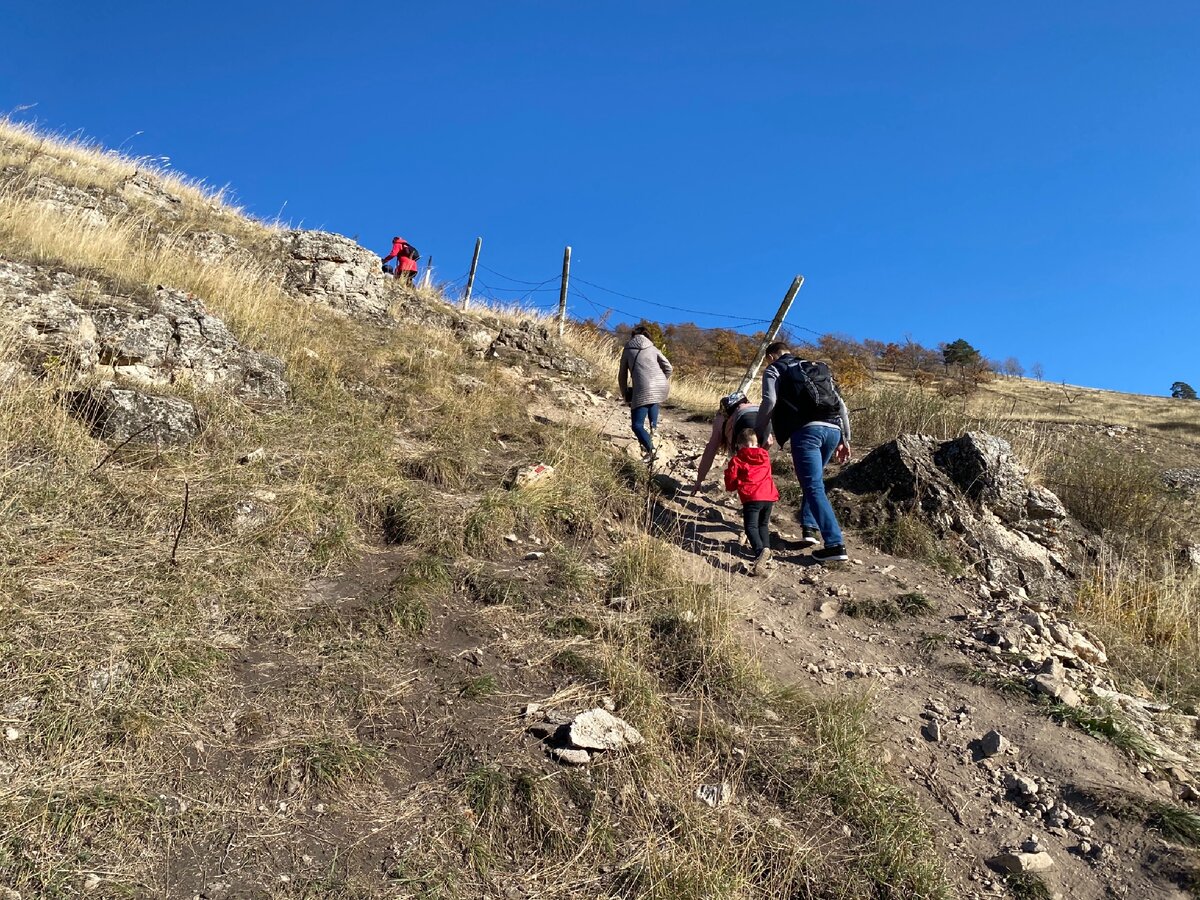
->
[[723, 427, 780, 575], [382, 236, 419, 285]]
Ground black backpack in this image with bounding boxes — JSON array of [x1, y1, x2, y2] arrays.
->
[[400, 243, 420, 261], [778, 359, 840, 422]]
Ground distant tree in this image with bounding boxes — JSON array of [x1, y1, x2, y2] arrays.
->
[[941, 338, 982, 369], [1030, 361, 1045, 381], [1002, 357, 1024, 378], [711, 329, 745, 370], [1172, 381, 1198, 400]]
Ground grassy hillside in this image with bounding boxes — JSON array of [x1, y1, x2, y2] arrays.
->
[[0, 121, 958, 897]]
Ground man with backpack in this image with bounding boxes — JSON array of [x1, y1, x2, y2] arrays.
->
[[382, 236, 419, 285], [755, 341, 852, 563]]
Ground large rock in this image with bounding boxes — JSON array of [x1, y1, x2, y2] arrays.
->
[[68, 383, 200, 445], [567, 708, 643, 752], [830, 432, 1095, 601], [0, 260, 287, 401], [278, 230, 393, 321], [486, 319, 593, 377]]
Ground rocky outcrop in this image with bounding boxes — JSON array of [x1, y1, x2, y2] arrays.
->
[[830, 432, 1095, 601], [484, 319, 593, 377], [24, 174, 131, 227], [68, 383, 200, 445], [278, 230, 393, 321], [0, 260, 287, 401]]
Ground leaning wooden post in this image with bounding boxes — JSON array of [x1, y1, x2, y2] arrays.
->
[[557, 245, 571, 337], [736, 275, 804, 396], [463, 237, 482, 308], [420, 255, 433, 289]]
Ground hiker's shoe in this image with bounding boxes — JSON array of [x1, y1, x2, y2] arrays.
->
[[751, 547, 772, 575], [800, 527, 821, 548], [811, 545, 849, 564]]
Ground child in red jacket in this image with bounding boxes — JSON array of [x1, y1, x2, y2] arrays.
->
[[724, 428, 780, 573]]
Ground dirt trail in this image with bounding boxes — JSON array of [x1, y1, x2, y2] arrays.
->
[[576, 393, 1195, 899]]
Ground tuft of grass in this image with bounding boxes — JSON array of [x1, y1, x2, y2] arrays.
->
[[1005, 872, 1054, 900], [844, 591, 933, 621], [848, 383, 987, 447], [277, 737, 380, 789], [1084, 788, 1200, 849], [917, 631, 950, 658], [868, 514, 963, 575], [1148, 802, 1200, 847], [1074, 550, 1200, 705], [458, 675, 498, 700], [1048, 701, 1159, 760]]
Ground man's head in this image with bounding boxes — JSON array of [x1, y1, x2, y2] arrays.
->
[[764, 341, 791, 364], [735, 428, 758, 449], [392, 236, 401, 243], [631, 325, 650, 338]]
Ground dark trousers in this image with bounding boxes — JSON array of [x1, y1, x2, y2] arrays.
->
[[395, 268, 416, 284], [742, 500, 774, 553]]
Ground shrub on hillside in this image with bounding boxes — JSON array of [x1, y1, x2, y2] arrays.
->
[[1043, 445, 1176, 546]]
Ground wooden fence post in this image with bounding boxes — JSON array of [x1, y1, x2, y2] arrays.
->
[[736, 275, 804, 396], [463, 237, 482, 308], [557, 245, 571, 337]]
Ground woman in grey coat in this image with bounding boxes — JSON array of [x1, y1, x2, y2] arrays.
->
[[618, 325, 673, 456]]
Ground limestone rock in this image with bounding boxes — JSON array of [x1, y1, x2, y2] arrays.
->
[[987, 850, 1054, 874], [506, 463, 555, 490], [1004, 773, 1039, 797], [485, 319, 593, 377], [695, 782, 733, 808], [830, 432, 1094, 602], [567, 708, 643, 752], [0, 260, 287, 400], [25, 174, 129, 226], [279, 229, 392, 321], [550, 747, 591, 766], [68, 383, 200, 445]]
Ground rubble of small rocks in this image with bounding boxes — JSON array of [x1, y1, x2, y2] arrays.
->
[[830, 432, 1097, 602], [1164, 468, 1200, 496], [524, 704, 643, 766]]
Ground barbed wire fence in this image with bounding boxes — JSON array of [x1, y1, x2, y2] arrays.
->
[[417, 238, 1199, 453]]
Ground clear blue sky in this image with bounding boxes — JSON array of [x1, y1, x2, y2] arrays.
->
[[4, 2, 1198, 396]]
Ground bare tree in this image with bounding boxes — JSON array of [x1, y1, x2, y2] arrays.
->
[[1031, 361, 1045, 381], [1002, 357, 1024, 378]]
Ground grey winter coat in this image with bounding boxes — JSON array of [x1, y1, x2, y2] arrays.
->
[[618, 334, 673, 408]]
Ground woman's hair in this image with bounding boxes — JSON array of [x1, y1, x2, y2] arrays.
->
[[631, 325, 650, 338], [735, 428, 758, 449]]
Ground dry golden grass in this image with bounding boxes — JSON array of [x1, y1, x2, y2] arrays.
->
[[0, 118, 950, 897], [971, 372, 1200, 439], [1076, 550, 1200, 703]]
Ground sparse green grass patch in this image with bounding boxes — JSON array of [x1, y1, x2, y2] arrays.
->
[[869, 513, 963, 575], [844, 590, 933, 621], [458, 675, 498, 699]]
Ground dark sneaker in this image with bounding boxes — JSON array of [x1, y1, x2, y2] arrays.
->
[[800, 527, 821, 548], [812, 545, 849, 563]]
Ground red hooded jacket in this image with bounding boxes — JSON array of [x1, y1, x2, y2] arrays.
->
[[383, 237, 419, 272], [723, 446, 780, 504]]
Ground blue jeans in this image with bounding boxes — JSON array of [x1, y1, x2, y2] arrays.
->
[[790, 423, 843, 546], [631, 404, 659, 452]]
